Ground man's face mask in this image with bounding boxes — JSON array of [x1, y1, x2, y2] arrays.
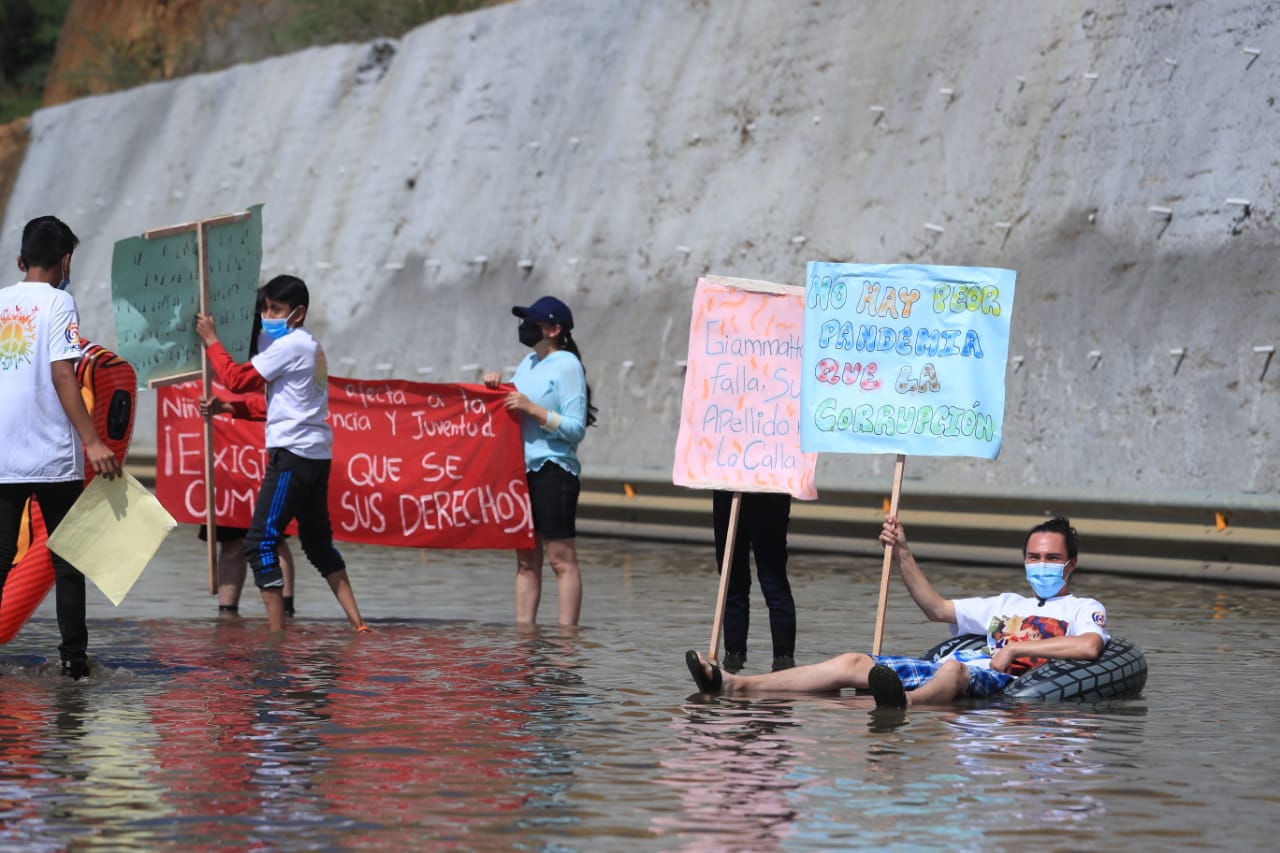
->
[[1025, 561, 1068, 600], [518, 319, 544, 348]]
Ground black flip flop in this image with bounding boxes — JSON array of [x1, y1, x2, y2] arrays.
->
[[685, 649, 723, 693], [868, 664, 907, 709]]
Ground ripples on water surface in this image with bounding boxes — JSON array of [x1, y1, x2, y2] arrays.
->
[[2, 532, 1278, 850]]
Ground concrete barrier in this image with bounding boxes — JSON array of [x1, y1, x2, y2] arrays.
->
[[576, 473, 1280, 586], [125, 454, 1280, 586]]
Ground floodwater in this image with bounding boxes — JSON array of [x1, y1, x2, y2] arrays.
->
[[2, 531, 1277, 851]]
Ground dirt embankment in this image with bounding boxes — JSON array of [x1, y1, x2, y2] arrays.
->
[[0, 118, 31, 217], [43, 0, 286, 106], [1, 0, 283, 215], [4, 0, 501, 214], [42, 0, 502, 107]]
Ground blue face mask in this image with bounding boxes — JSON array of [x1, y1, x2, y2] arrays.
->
[[1025, 562, 1068, 600], [261, 308, 298, 340], [57, 278, 71, 291]]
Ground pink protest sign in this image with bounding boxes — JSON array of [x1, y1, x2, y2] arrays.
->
[[673, 276, 818, 499]]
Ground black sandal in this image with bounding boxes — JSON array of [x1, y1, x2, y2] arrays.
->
[[685, 650, 723, 693], [868, 664, 907, 709]]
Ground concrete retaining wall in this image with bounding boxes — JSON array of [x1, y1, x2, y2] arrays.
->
[[4, 0, 1277, 504]]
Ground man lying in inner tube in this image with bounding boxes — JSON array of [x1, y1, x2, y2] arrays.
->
[[686, 515, 1109, 707]]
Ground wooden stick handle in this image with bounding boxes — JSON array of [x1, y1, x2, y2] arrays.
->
[[707, 491, 743, 664], [146, 371, 202, 390], [197, 221, 218, 595], [144, 211, 250, 240], [871, 455, 906, 655]]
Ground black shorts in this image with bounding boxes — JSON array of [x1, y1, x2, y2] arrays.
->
[[199, 524, 289, 543], [526, 463, 580, 540], [198, 524, 248, 543]]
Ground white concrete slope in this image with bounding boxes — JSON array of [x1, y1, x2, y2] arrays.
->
[[4, 0, 1278, 502]]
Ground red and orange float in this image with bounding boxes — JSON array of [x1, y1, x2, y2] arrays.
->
[[0, 342, 136, 643]]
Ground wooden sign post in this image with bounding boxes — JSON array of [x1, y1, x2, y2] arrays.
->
[[706, 491, 743, 663], [870, 455, 906, 655], [139, 211, 254, 593]]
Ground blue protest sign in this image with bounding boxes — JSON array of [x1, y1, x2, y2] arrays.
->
[[800, 262, 1016, 459]]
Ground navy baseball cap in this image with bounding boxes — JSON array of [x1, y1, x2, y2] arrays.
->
[[512, 295, 574, 330]]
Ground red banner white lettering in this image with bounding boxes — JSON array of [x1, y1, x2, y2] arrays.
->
[[157, 379, 534, 549]]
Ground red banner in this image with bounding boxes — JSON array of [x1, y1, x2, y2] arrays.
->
[[157, 378, 534, 549]]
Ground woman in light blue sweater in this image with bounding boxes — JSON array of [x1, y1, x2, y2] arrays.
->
[[484, 296, 596, 626]]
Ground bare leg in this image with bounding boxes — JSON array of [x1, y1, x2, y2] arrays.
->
[[217, 537, 247, 613], [515, 541, 543, 624], [692, 650, 875, 695], [898, 659, 969, 706], [325, 569, 365, 630], [543, 538, 582, 627], [261, 587, 286, 632], [278, 539, 296, 599]]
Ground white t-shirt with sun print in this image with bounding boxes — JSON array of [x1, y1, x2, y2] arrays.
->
[[0, 282, 84, 482]]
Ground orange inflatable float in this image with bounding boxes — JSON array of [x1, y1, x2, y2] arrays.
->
[[0, 342, 136, 643]]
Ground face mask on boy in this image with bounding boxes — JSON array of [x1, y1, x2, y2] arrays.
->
[[518, 319, 544, 347], [261, 307, 299, 341]]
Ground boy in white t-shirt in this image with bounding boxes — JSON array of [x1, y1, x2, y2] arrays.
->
[[0, 216, 120, 679], [686, 516, 1109, 706], [195, 275, 366, 633]]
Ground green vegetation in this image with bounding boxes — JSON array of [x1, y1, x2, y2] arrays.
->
[[279, 0, 497, 48], [57, 28, 171, 101], [0, 0, 499, 120], [0, 0, 69, 123]]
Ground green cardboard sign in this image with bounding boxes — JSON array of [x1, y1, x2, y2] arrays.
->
[[111, 205, 263, 388]]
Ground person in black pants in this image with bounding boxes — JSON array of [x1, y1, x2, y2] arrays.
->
[[0, 216, 120, 679], [713, 490, 796, 673]]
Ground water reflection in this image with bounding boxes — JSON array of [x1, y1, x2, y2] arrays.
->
[[650, 689, 1167, 850], [0, 536, 1278, 850], [656, 698, 803, 850], [1, 670, 170, 850], [506, 626, 590, 836], [143, 624, 350, 844], [0, 619, 608, 850]]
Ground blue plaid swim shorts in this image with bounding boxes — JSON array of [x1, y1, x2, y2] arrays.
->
[[870, 654, 1015, 697]]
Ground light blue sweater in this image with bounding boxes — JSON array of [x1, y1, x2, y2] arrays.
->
[[512, 349, 587, 476]]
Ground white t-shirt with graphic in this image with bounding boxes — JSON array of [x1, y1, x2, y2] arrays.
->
[[946, 592, 1110, 672], [250, 327, 332, 459], [0, 282, 84, 482]]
